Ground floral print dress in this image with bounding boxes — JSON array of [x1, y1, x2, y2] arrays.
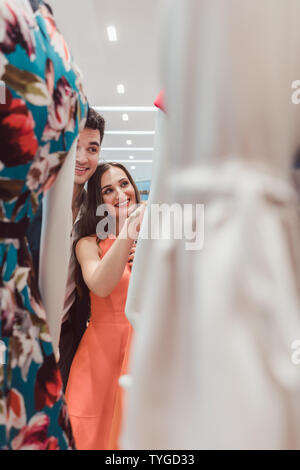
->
[[0, 0, 88, 449]]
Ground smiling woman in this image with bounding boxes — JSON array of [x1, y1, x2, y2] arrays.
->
[[74, 162, 141, 245], [65, 162, 144, 450], [100, 166, 138, 234]]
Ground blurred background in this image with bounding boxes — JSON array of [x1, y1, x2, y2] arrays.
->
[[48, 0, 162, 199]]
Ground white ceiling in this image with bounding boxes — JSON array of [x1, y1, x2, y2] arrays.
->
[[48, 0, 162, 181]]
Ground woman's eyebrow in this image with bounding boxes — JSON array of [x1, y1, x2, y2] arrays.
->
[[102, 178, 127, 190]]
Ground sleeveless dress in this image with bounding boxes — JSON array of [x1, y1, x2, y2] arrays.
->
[[65, 237, 133, 450], [0, 0, 87, 449]]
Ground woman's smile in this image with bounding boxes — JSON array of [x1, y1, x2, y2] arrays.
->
[[114, 198, 130, 208]]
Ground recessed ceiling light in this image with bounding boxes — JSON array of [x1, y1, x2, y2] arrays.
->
[[95, 106, 156, 112], [130, 165, 136, 170], [129, 156, 134, 160], [122, 113, 129, 121], [105, 131, 155, 135], [107, 26, 117, 42], [102, 147, 153, 151], [117, 84, 125, 94], [126, 139, 132, 145], [104, 159, 153, 163]]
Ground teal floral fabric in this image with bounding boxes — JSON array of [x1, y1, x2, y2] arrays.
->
[[0, 0, 88, 449]]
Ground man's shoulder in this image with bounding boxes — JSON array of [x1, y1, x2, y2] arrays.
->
[[74, 189, 87, 223]]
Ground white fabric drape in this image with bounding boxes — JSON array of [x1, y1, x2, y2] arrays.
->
[[125, 107, 168, 330], [39, 139, 76, 356], [121, 0, 300, 450]]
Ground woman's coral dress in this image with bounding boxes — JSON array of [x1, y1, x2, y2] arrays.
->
[[65, 237, 132, 450]]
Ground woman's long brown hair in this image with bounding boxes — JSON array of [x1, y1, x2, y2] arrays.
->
[[74, 162, 141, 298]]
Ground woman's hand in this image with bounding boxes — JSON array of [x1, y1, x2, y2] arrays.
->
[[128, 243, 136, 270], [127, 200, 147, 216], [126, 202, 147, 241]]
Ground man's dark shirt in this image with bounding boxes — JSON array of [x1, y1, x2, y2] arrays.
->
[[26, 204, 90, 389]]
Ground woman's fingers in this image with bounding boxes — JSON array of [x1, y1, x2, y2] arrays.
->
[[126, 202, 147, 241], [128, 245, 136, 264]]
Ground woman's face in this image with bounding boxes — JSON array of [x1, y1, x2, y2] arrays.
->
[[100, 166, 137, 218]]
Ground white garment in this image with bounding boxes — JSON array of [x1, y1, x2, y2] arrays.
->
[[39, 139, 76, 357], [125, 107, 168, 329], [121, 0, 300, 450]]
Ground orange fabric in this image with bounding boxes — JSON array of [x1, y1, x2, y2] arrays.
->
[[108, 327, 133, 449], [65, 237, 132, 450]]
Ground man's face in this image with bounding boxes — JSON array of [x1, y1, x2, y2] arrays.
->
[[74, 127, 101, 185]]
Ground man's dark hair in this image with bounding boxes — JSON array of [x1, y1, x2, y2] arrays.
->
[[85, 107, 105, 144]]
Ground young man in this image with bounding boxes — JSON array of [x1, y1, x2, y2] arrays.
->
[[27, 107, 105, 389], [59, 107, 105, 390]]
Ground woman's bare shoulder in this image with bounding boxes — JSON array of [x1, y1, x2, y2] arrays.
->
[[76, 235, 97, 253], [76, 235, 102, 258]]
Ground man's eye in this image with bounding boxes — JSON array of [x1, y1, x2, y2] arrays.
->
[[88, 147, 97, 153]]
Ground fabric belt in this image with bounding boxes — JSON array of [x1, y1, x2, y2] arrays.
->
[[0, 217, 30, 239]]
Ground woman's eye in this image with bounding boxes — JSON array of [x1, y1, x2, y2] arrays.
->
[[121, 181, 129, 187], [103, 188, 112, 195]]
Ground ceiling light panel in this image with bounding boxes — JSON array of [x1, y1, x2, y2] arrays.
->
[[95, 106, 156, 112], [117, 84, 125, 94], [102, 147, 154, 151], [103, 134, 154, 149], [105, 160, 153, 163], [105, 131, 155, 135], [107, 26, 117, 42], [98, 111, 156, 132]]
